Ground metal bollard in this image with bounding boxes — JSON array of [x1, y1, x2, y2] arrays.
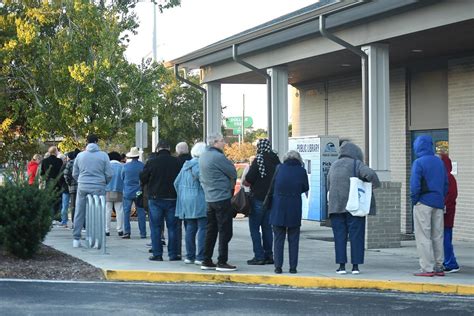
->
[[85, 194, 107, 254]]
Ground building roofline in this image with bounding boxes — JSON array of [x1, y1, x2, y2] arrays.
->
[[166, 0, 428, 70]]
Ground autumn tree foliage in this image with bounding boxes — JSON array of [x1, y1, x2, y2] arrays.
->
[[0, 0, 201, 164], [224, 142, 256, 163]]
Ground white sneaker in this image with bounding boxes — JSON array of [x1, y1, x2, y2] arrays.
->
[[184, 259, 194, 264], [73, 239, 81, 248], [194, 260, 203, 265]]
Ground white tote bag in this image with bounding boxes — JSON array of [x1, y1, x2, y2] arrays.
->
[[345, 160, 372, 217]]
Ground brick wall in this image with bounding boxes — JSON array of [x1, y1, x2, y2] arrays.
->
[[365, 181, 402, 249], [448, 56, 474, 241]]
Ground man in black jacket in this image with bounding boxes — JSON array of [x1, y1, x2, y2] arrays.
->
[[41, 146, 64, 221], [140, 140, 181, 261]]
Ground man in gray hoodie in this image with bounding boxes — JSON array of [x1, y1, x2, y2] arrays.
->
[[72, 134, 113, 247], [199, 133, 237, 271]]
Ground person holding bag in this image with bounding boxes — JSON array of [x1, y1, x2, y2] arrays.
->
[[243, 139, 280, 265], [327, 141, 380, 275]]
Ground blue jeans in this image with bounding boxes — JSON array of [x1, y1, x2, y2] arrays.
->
[[273, 226, 300, 270], [249, 198, 273, 260], [149, 199, 178, 259], [184, 217, 207, 261], [123, 197, 147, 237], [61, 192, 70, 225], [330, 212, 366, 264], [443, 227, 459, 269]]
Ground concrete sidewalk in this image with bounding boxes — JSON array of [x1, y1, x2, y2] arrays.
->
[[44, 218, 474, 295]]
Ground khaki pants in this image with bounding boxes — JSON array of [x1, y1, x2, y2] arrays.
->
[[413, 203, 444, 272]]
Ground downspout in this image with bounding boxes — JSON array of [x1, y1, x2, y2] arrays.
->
[[319, 15, 369, 164], [232, 44, 272, 144], [174, 64, 208, 142]]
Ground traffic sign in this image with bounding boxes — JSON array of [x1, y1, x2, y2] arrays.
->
[[225, 116, 253, 129]]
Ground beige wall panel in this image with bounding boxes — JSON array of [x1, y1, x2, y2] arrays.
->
[[448, 57, 474, 241]]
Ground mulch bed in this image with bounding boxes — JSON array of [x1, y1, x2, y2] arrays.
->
[[0, 244, 105, 281]]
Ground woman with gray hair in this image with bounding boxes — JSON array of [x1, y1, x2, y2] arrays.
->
[[268, 150, 309, 274], [174, 142, 208, 265]]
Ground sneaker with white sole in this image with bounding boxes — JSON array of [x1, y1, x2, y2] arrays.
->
[[444, 267, 460, 273], [336, 268, 347, 274], [216, 263, 237, 272], [201, 261, 217, 270], [73, 239, 81, 248], [184, 259, 194, 264], [194, 260, 203, 265], [352, 268, 360, 275]]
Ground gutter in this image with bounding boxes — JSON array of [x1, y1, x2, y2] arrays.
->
[[174, 65, 208, 142], [232, 44, 272, 144], [319, 14, 369, 164]]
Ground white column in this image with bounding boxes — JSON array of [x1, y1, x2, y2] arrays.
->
[[205, 83, 222, 140], [362, 44, 391, 181], [267, 67, 289, 158]]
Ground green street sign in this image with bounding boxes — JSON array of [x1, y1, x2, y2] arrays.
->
[[232, 128, 242, 135], [226, 116, 253, 129]]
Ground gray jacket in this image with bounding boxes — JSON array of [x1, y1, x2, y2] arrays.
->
[[327, 142, 380, 216], [73, 143, 113, 190], [199, 146, 237, 202]]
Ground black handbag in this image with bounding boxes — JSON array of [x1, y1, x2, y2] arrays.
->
[[231, 188, 251, 217], [262, 164, 280, 211]]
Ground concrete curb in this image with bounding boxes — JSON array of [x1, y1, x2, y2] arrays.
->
[[104, 269, 474, 296]]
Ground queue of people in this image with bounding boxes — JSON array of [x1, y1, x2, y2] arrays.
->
[[30, 133, 460, 276]]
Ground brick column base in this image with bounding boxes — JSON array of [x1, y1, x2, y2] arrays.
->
[[365, 181, 401, 249]]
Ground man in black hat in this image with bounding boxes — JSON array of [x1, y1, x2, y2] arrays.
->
[[140, 140, 181, 261]]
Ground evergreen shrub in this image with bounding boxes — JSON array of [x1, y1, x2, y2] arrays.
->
[[0, 169, 58, 259]]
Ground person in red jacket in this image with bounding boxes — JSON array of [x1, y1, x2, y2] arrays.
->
[[440, 154, 460, 273], [27, 154, 42, 185]]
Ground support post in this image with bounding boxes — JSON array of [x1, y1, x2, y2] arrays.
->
[[267, 67, 289, 158]]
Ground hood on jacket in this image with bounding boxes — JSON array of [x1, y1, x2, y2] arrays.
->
[[413, 135, 434, 158], [440, 153, 452, 173], [86, 143, 100, 152], [182, 157, 199, 171], [338, 142, 363, 161]]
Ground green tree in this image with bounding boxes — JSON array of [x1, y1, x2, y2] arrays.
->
[[0, 0, 203, 162]]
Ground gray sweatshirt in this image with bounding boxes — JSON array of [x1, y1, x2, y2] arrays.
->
[[199, 146, 237, 202], [73, 143, 113, 190], [327, 142, 380, 215]]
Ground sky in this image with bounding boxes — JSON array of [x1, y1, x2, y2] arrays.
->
[[125, 0, 318, 129]]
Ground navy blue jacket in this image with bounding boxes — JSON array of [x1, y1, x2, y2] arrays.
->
[[269, 159, 309, 228], [410, 135, 448, 209]]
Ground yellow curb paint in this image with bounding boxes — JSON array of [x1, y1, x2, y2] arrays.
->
[[104, 269, 474, 296]]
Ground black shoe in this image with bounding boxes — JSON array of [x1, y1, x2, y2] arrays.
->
[[264, 257, 274, 265], [140, 236, 147, 239], [148, 249, 153, 253], [274, 267, 282, 274], [200, 261, 217, 270], [169, 257, 181, 261], [122, 234, 130, 239], [118, 231, 123, 237], [289, 268, 297, 274], [105, 232, 110, 237], [216, 263, 237, 272], [247, 258, 265, 265], [149, 255, 163, 261]]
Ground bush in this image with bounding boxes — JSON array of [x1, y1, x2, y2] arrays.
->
[[0, 169, 58, 259]]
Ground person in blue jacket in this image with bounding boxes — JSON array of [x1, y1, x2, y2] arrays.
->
[[174, 142, 207, 265], [121, 147, 147, 239], [269, 150, 309, 274], [410, 135, 448, 277]]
